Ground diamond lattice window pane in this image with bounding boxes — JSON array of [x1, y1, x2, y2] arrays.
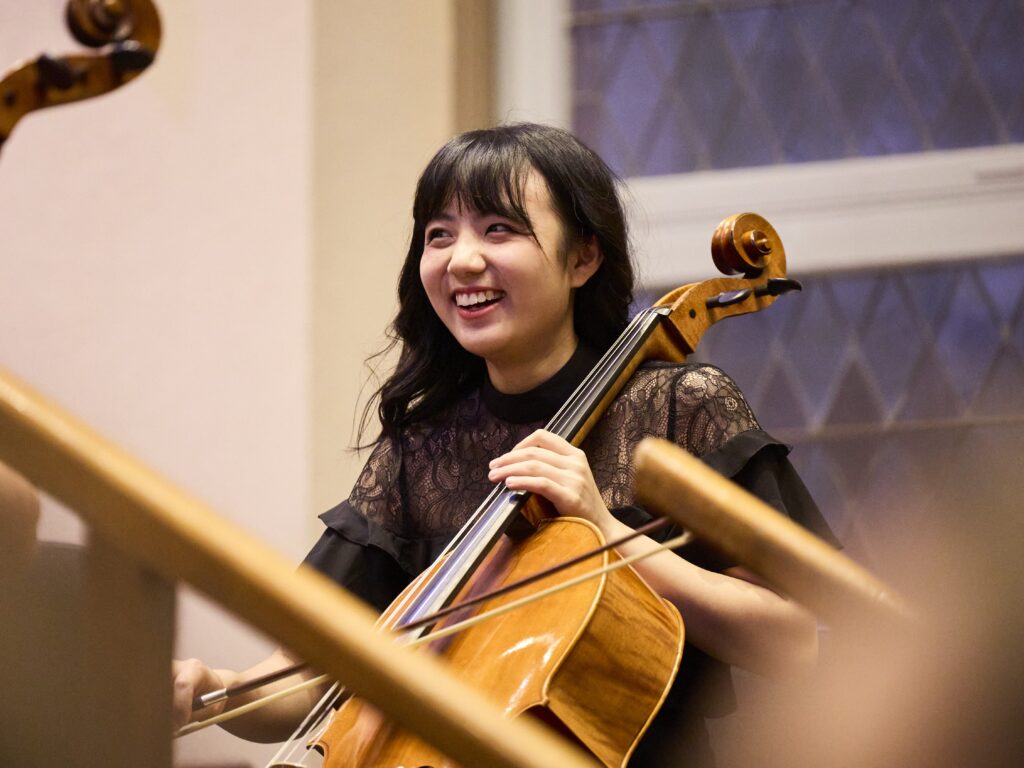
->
[[650, 254, 1024, 574], [571, 0, 1024, 176]]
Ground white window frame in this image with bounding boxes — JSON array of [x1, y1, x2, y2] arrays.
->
[[496, 0, 1024, 285]]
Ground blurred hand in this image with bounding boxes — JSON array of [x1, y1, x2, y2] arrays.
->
[[171, 658, 226, 730]]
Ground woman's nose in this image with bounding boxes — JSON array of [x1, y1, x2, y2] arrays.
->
[[447, 234, 486, 275]]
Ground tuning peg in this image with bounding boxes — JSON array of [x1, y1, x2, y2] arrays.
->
[[705, 288, 753, 310], [35, 54, 78, 91], [754, 278, 802, 297], [110, 42, 155, 75]]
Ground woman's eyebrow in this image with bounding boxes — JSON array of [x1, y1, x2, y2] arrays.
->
[[426, 211, 457, 223]]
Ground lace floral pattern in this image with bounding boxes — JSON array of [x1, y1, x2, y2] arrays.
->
[[344, 362, 758, 540]]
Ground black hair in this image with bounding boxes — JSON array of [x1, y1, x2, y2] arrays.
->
[[361, 123, 634, 445]]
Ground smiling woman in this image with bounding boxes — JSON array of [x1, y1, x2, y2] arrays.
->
[[172, 123, 837, 768], [378, 123, 636, 442]]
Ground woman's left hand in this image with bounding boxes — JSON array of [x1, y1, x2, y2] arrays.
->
[[488, 429, 614, 531]]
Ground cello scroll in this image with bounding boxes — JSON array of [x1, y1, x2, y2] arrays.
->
[[643, 212, 801, 362]]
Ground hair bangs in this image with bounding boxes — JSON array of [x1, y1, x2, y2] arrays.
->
[[414, 134, 536, 234]]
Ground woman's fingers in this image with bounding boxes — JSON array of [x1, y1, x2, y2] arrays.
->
[[490, 430, 584, 472], [500, 472, 582, 514], [172, 659, 200, 729], [490, 447, 571, 474], [512, 429, 576, 455], [489, 446, 584, 491], [488, 430, 608, 522], [171, 658, 223, 730]]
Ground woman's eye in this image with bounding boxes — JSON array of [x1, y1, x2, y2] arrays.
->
[[425, 227, 452, 243], [487, 222, 515, 235]]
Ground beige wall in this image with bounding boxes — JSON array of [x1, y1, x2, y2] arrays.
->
[[0, 1, 490, 764], [3, 1, 307, 555], [312, 0, 494, 518]]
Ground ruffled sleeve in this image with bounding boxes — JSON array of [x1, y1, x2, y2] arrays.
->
[[302, 437, 439, 612], [661, 426, 840, 572], [301, 525, 410, 614], [706, 428, 839, 544], [636, 362, 838, 558]]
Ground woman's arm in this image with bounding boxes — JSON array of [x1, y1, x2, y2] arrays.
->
[[172, 649, 328, 742]]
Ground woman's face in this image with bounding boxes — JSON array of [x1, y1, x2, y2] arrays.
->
[[419, 171, 601, 392]]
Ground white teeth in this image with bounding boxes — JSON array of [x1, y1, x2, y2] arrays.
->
[[455, 289, 503, 308]]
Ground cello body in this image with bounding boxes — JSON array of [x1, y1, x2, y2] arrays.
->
[[317, 518, 683, 768]]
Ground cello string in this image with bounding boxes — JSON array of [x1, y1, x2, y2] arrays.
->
[[398, 530, 694, 646], [268, 680, 345, 767], [266, 559, 436, 762], [545, 308, 659, 440], [390, 310, 663, 641], [266, 530, 453, 756], [433, 308, 656, 563], [267, 686, 341, 768], [278, 710, 346, 768], [179, 527, 694, 739], [393, 517, 672, 634], [557, 307, 669, 435], [270, 684, 346, 765], [375, 309, 666, 664]]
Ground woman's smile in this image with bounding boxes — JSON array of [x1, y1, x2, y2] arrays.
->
[[453, 287, 506, 316]]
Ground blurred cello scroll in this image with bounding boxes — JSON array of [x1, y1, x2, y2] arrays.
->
[[0, 0, 161, 154], [632, 437, 914, 630], [0, 361, 600, 768]]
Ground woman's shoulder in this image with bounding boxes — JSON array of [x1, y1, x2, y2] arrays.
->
[[608, 360, 759, 456], [628, 360, 750, 404]]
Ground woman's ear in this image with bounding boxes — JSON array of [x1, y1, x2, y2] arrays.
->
[[570, 236, 603, 288]]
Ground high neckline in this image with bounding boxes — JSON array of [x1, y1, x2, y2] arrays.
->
[[481, 343, 601, 424]]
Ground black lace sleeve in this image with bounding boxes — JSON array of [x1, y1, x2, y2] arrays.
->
[[582, 362, 757, 512], [585, 361, 836, 568], [316, 436, 403, 549], [302, 395, 538, 600], [660, 363, 760, 455], [599, 362, 839, 760], [302, 438, 418, 609]]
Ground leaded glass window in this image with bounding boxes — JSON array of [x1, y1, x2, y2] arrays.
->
[[571, 0, 1024, 176]]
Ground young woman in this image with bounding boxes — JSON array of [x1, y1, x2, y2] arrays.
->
[[174, 123, 836, 767]]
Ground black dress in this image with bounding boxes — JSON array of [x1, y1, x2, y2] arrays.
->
[[303, 344, 838, 767]]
